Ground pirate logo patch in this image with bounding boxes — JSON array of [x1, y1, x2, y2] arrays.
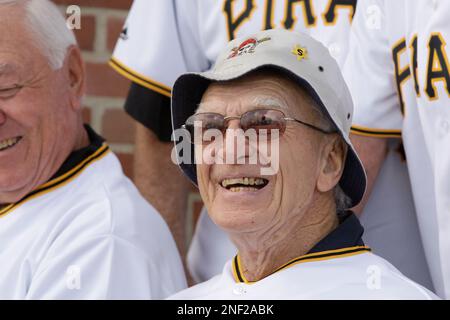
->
[[292, 45, 308, 61], [227, 37, 271, 59]]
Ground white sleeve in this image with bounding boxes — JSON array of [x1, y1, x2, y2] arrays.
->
[[110, 0, 208, 96], [343, 0, 402, 138], [25, 194, 186, 300], [25, 234, 164, 299]]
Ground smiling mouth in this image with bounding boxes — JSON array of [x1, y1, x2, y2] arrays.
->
[[0, 136, 22, 152], [220, 177, 269, 192]]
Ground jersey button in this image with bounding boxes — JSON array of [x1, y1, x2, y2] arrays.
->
[[233, 284, 247, 295]]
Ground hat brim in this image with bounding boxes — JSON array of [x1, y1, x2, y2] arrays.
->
[[171, 65, 366, 207]]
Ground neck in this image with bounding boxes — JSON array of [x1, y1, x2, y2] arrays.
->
[[73, 123, 90, 150], [231, 196, 339, 282]]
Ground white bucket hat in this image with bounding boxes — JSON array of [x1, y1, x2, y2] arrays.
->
[[171, 29, 366, 206]]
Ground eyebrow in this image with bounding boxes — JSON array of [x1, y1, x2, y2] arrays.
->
[[251, 97, 289, 112], [196, 97, 289, 114], [196, 101, 222, 113]]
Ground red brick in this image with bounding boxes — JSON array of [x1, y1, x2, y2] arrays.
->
[[72, 14, 96, 51], [116, 153, 134, 179], [52, 0, 132, 10], [102, 109, 135, 144], [107, 17, 125, 53], [85, 62, 130, 97], [82, 107, 91, 124]]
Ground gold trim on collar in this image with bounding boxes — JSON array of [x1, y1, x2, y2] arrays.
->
[[232, 245, 371, 284], [0, 144, 110, 218]]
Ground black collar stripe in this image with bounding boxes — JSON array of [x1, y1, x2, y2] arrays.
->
[[0, 144, 109, 217], [232, 246, 371, 284], [273, 246, 371, 274]]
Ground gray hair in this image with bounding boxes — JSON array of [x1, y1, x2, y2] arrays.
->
[[0, 0, 77, 69]]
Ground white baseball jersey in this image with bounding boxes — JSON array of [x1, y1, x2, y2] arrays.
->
[[111, 0, 357, 96], [111, 0, 431, 290], [170, 214, 438, 300], [343, 0, 450, 298], [0, 127, 186, 299]]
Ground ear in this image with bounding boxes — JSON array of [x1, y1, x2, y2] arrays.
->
[[64, 45, 86, 111], [316, 135, 348, 193]]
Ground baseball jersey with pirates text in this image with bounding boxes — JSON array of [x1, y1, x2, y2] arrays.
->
[[344, 0, 450, 298]]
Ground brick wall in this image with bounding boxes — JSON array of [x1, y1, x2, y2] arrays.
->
[[52, 0, 134, 176], [52, 1, 203, 241]]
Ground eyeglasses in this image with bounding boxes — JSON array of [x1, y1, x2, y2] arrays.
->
[[182, 108, 335, 145]]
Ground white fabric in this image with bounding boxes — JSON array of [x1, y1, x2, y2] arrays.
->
[[170, 251, 438, 300], [112, 0, 355, 89], [343, 0, 450, 298], [0, 151, 186, 299]]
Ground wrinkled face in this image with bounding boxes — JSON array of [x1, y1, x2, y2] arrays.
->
[[195, 72, 343, 234], [0, 6, 78, 203]]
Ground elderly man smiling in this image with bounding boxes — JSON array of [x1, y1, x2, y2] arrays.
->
[[0, 0, 186, 299], [169, 29, 437, 299]]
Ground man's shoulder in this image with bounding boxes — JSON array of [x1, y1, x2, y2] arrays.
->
[[305, 252, 439, 299], [42, 151, 172, 253], [168, 273, 224, 300], [73, 151, 170, 234]]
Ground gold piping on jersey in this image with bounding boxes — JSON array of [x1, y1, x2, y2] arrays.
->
[[109, 57, 172, 97], [0, 144, 110, 218], [232, 245, 371, 284], [350, 125, 402, 138]]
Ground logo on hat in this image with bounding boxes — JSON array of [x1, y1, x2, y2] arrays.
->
[[291, 44, 308, 60], [227, 36, 271, 59]]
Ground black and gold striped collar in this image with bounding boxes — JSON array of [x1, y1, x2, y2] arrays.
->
[[0, 125, 110, 217], [232, 212, 371, 283]]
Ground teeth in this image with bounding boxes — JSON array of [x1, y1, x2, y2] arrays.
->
[[221, 177, 267, 188], [229, 186, 259, 192], [0, 137, 20, 151]]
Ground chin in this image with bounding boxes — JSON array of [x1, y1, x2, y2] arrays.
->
[[210, 206, 267, 233], [0, 168, 33, 202]]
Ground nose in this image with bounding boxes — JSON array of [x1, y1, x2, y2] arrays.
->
[[222, 119, 250, 164], [225, 118, 241, 130]]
